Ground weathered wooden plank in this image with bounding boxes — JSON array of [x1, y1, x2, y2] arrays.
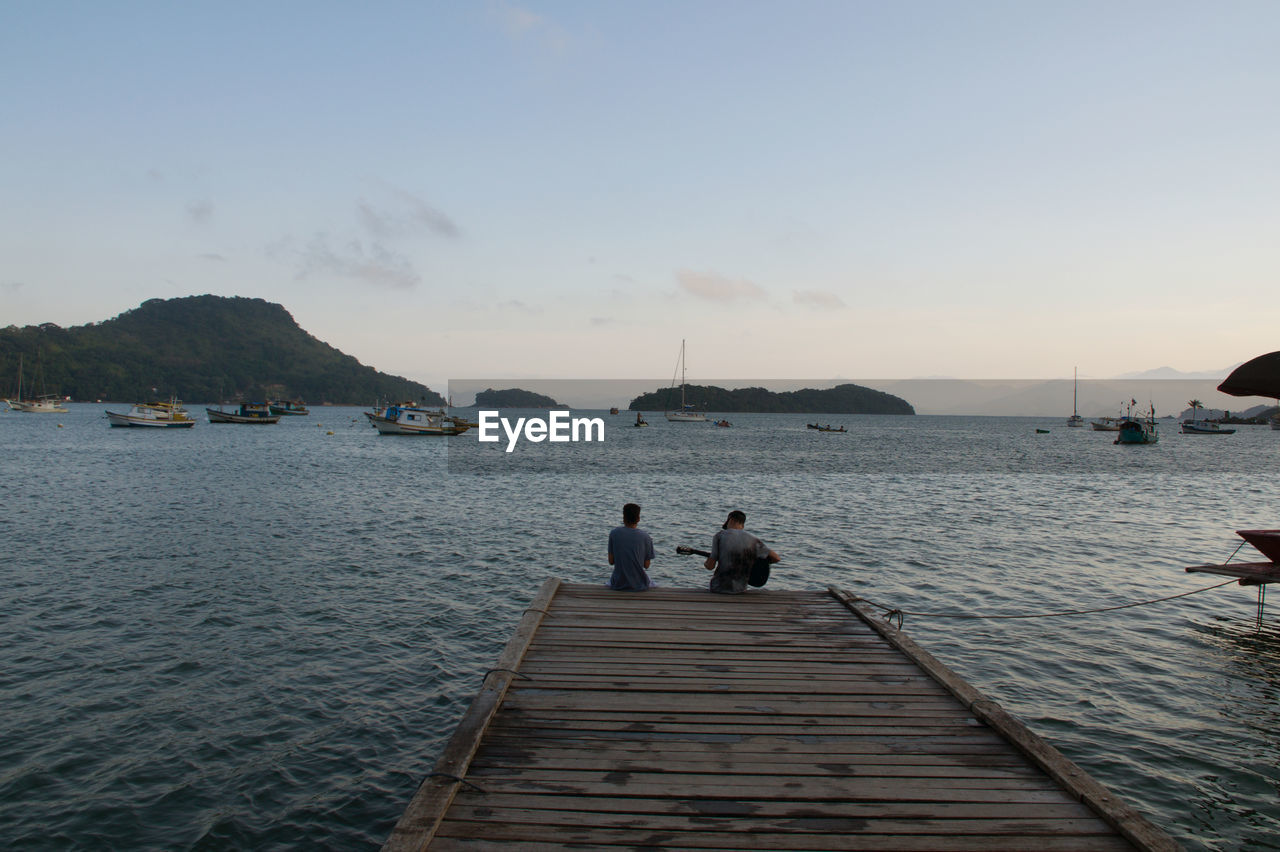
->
[[476, 743, 1029, 765], [444, 792, 1101, 820], [486, 719, 997, 736], [446, 774, 1076, 800], [466, 755, 1045, 780], [478, 732, 1017, 754], [431, 822, 1135, 851], [430, 837, 1134, 852], [501, 691, 970, 713], [440, 805, 1118, 835]]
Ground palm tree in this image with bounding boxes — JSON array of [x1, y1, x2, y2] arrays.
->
[[1187, 399, 1202, 421]]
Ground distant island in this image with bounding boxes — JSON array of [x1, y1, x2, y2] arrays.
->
[[0, 295, 444, 405], [472, 388, 568, 408], [628, 383, 914, 415]]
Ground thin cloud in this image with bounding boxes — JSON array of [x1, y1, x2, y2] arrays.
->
[[490, 1, 570, 53], [198, 253, 227, 262], [794, 289, 846, 309], [500, 299, 542, 315], [1, 280, 23, 293], [358, 187, 460, 239], [297, 234, 420, 290], [590, 316, 616, 326], [675, 269, 767, 302], [187, 199, 214, 225]]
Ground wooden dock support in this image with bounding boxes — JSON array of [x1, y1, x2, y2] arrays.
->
[[384, 581, 1181, 851]]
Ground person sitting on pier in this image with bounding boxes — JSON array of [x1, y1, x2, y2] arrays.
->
[[607, 502, 656, 591], [704, 510, 780, 594]]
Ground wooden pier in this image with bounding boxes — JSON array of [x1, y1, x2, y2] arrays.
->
[[384, 580, 1180, 851]]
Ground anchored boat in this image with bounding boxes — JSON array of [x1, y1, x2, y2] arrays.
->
[[665, 340, 707, 422], [106, 400, 196, 428], [1115, 403, 1158, 445], [207, 402, 281, 424], [269, 399, 309, 416], [365, 403, 470, 435], [1181, 420, 1235, 435], [5, 354, 68, 413]]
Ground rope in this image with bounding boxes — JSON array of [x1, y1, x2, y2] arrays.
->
[[482, 668, 530, 682], [425, 772, 486, 793], [856, 540, 1253, 624]]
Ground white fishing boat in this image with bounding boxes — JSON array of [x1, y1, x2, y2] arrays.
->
[[665, 339, 707, 422], [5, 354, 69, 413], [1090, 417, 1120, 432], [1067, 367, 1083, 427], [1181, 420, 1235, 435], [105, 400, 196, 428], [365, 403, 469, 435]]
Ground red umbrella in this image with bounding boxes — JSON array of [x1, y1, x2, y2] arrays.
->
[[1217, 351, 1280, 399]]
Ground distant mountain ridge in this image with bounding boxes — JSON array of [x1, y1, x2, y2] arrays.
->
[[0, 295, 443, 404]]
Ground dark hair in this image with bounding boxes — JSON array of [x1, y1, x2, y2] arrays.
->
[[722, 509, 746, 529], [623, 503, 641, 524]]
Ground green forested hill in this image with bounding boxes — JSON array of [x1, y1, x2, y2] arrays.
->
[[472, 388, 567, 408], [0, 295, 444, 404], [628, 383, 914, 414]]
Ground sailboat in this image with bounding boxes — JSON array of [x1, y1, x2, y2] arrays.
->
[[665, 340, 707, 422], [5, 354, 69, 413], [1066, 367, 1084, 427]]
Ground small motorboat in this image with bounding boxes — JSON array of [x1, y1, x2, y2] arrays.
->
[[269, 399, 309, 416], [807, 423, 847, 433], [106, 400, 196, 428], [207, 402, 281, 424], [1181, 420, 1235, 435], [365, 403, 469, 435]]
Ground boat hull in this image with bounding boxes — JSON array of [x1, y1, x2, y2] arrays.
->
[[1181, 421, 1235, 435], [207, 408, 281, 424], [665, 412, 707, 422], [106, 411, 196, 428]]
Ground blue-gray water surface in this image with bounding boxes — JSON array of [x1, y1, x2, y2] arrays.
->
[[2, 405, 1278, 850]]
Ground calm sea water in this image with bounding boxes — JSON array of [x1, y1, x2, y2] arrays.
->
[[2, 405, 1278, 850]]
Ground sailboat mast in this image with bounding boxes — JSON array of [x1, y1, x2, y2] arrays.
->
[[680, 339, 687, 409]]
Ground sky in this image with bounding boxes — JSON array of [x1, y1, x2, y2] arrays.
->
[[3, 1, 1279, 394]]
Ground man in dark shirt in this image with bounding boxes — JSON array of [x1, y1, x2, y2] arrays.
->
[[703, 510, 780, 594], [608, 502, 656, 590]]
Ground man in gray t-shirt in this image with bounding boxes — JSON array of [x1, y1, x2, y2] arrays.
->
[[704, 510, 780, 594], [608, 502, 656, 591]]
